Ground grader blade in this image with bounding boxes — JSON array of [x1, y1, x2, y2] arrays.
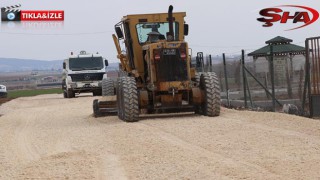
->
[[93, 96, 117, 117]]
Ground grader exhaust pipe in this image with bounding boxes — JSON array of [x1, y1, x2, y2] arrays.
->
[[167, 5, 174, 41]]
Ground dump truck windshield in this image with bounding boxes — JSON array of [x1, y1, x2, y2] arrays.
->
[[136, 22, 179, 44], [69, 57, 104, 71]]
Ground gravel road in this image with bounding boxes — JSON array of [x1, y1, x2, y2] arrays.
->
[[0, 94, 320, 179]]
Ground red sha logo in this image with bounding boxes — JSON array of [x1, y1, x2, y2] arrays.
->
[[257, 5, 319, 31]]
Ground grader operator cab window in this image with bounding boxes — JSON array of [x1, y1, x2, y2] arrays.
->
[[136, 22, 179, 44]]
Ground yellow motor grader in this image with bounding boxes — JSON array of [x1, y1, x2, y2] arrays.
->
[[93, 5, 220, 122]]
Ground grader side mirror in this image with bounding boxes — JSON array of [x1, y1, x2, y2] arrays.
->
[[63, 62, 66, 69], [115, 27, 124, 39], [184, 24, 189, 36], [105, 59, 109, 67]]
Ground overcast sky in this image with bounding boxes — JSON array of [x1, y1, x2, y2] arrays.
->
[[0, 0, 319, 62]]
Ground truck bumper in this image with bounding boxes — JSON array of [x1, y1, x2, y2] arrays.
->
[[68, 81, 101, 93], [72, 87, 101, 93]]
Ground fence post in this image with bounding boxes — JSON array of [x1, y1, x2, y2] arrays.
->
[[242, 50, 248, 108], [223, 53, 230, 107], [302, 41, 308, 115], [245, 71, 254, 108], [270, 45, 276, 112]]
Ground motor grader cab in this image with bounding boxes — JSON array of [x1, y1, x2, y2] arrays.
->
[[93, 5, 220, 121]]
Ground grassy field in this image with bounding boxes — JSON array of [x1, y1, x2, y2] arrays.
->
[[7, 88, 63, 99], [0, 88, 63, 106]]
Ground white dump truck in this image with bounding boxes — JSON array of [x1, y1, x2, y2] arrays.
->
[[0, 85, 7, 98], [62, 51, 109, 98]]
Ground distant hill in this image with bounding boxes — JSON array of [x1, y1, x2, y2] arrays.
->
[[0, 58, 119, 72], [0, 58, 63, 72]]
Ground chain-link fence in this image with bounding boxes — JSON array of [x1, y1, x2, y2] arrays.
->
[[209, 50, 306, 112]]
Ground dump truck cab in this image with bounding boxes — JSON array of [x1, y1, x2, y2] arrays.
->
[[0, 84, 7, 98], [62, 51, 109, 98]]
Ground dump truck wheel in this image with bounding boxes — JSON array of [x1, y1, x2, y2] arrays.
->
[[93, 99, 100, 117], [118, 77, 139, 122], [63, 91, 67, 98], [102, 79, 115, 96], [93, 91, 99, 96], [200, 72, 221, 116], [67, 90, 75, 98]]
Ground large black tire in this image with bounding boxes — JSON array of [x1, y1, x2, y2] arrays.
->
[[199, 72, 220, 116], [67, 90, 75, 98], [117, 77, 139, 122], [93, 90, 102, 96], [102, 79, 115, 96], [63, 91, 67, 98]]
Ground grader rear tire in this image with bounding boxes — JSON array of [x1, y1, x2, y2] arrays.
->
[[195, 72, 201, 85], [200, 72, 220, 116], [102, 79, 115, 96], [117, 77, 139, 122]]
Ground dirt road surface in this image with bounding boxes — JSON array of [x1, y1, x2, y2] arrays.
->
[[0, 94, 320, 179]]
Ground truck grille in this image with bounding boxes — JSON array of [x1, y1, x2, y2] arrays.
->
[[155, 49, 188, 82], [69, 73, 104, 82]]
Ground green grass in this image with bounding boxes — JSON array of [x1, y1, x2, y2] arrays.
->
[[7, 88, 63, 98]]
